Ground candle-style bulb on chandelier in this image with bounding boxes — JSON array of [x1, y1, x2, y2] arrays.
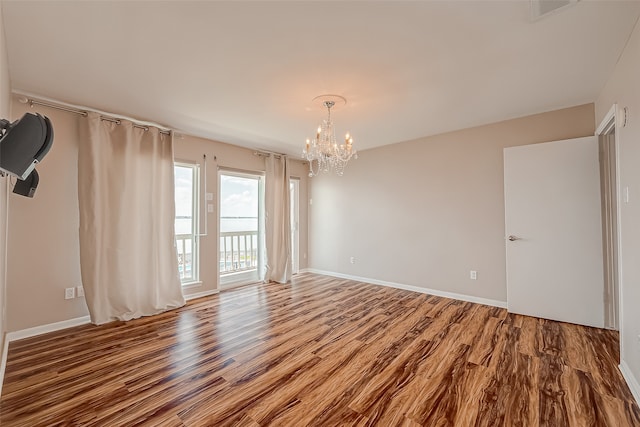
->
[[302, 95, 357, 177]]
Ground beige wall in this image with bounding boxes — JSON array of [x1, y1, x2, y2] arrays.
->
[[7, 99, 87, 331], [596, 18, 640, 390], [0, 1, 11, 363], [6, 95, 308, 332], [309, 104, 595, 303]]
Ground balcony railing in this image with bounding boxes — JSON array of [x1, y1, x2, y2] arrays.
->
[[220, 231, 258, 275], [176, 234, 194, 282]]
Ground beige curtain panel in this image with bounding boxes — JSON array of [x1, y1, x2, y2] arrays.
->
[[78, 112, 185, 325], [264, 155, 292, 284]]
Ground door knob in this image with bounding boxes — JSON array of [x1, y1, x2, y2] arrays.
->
[[508, 235, 520, 241]]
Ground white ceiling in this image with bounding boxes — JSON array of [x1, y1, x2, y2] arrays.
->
[[2, 1, 639, 155]]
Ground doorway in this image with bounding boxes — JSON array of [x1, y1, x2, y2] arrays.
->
[[218, 170, 265, 287], [597, 105, 621, 330]]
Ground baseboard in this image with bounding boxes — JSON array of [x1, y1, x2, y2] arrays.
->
[[0, 332, 8, 398], [302, 268, 507, 309], [5, 290, 220, 341], [6, 316, 92, 343], [0, 270, 505, 395], [185, 288, 219, 301], [620, 360, 640, 406], [1, 315, 93, 395]]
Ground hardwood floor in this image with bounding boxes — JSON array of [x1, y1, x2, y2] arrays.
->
[[1, 273, 639, 426]]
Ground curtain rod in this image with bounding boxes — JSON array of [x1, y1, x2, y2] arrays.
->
[[17, 95, 172, 135], [253, 150, 284, 159]]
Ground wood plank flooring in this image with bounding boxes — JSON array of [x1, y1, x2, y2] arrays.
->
[[1, 273, 638, 426]]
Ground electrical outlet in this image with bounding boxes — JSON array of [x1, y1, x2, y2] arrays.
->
[[350, 256, 356, 264], [470, 270, 477, 280], [64, 287, 75, 300], [76, 286, 85, 298]]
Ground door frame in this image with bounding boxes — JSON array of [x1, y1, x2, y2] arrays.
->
[[217, 167, 265, 289], [596, 104, 623, 333]]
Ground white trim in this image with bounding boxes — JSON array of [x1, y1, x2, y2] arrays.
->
[[620, 360, 640, 406], [596, 104, 617, 136], [4, 290, 220, 339], [3, 292, 220, 343], [174, 161, 201, 285], [6, 316, 91, 342], [303, 269, 507, 309], [218, 169, 266, 288], [181, 280, 203, 289], [596, 104, 624, 343], [220, 270, 260, 287], [0, 332, 8, 398], [0, 180, 9, 398], [185, 288, 219, 301], [0, 289, 214, 395]]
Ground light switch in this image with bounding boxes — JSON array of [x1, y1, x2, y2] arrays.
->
[[207, 204, 214, 213], [206, 192, 214, 201]]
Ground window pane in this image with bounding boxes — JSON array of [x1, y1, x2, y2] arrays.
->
[[174, 164, 198, 284], [219, 173, 260, 277], [174, 166, 193, 235], [220, 175, 259, 232]]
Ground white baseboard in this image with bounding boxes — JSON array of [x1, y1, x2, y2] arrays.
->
[[0, 270, 505, 396], [0, 289, 213, 396], [301, 268, 507, 309], [0, 333, 8, 398], [6, 316, 92, 342], [0, 315, 92, 396], [185, 288, 219, 301], [5, 290, 220, 342], [620, 360, 640, 406]]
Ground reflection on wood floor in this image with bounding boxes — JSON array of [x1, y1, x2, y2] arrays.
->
[[1, 272, 639, 426]]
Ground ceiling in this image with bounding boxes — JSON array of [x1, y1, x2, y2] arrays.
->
[[2, 1, 639, 155]]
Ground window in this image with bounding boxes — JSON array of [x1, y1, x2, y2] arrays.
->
[[174, 163, 199, 284]]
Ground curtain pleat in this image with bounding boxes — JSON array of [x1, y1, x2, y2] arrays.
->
[[78, 112, 185, 325], [264, 155, 292, 284]]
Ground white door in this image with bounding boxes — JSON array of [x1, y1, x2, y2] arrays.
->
[[504, 136, 604, 328]]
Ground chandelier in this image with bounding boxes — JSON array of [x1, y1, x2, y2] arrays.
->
[[302, 96, 357, 177]]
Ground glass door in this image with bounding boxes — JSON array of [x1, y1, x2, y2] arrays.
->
[[219, 170, 264, 286]]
